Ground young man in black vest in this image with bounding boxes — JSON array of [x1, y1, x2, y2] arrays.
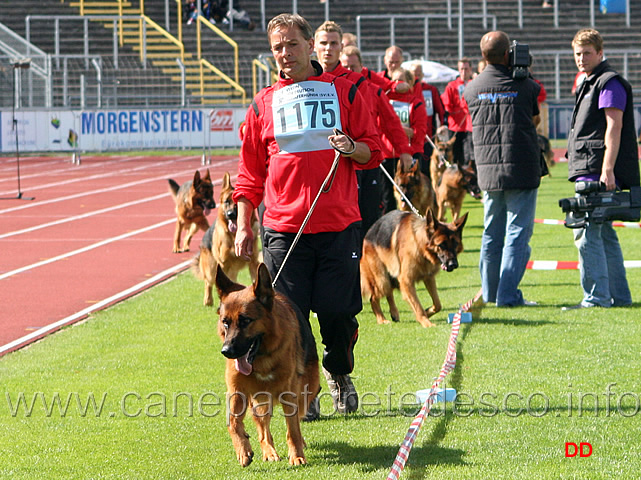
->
[[562, 29, 640, 310], [463, 31, 542, 307]]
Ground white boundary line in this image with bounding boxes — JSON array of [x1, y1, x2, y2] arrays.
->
[[0, 193, 169, 239], [0, 218, 175, 281], [0, 157, 237, 215], [0, 259, 192, 355]]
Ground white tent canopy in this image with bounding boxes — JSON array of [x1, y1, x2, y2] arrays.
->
[[401, 60, 458, 84]]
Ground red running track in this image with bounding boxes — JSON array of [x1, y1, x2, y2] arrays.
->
[[0, 153, 238, 356]]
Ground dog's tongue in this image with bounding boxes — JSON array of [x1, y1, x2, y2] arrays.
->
[[204, 207, 211, 216], [235, 354, 252, 375], [228, 220, 237, 233]]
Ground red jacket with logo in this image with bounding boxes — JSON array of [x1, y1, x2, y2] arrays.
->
[[234, 63, 383, 234]]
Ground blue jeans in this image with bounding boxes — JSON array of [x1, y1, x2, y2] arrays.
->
[[573, 221, 632, 307], [480, 189, 537, 306]]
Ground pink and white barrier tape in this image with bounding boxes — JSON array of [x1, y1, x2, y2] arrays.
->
[[527, 260, 641, 270], [387, 289, 482, 480]]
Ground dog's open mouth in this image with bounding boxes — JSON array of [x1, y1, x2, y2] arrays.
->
[[228, 219, 238, 233], [234, 335, 262, 376]]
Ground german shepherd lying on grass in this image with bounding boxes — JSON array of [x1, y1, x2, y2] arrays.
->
[[168, 169, 216, 253], [216, 263, 320, 467], [360, 209, 468, 327], [193, 172, 260, 306]]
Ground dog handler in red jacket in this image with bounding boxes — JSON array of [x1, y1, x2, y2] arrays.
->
[[233, 13, 383, 417]]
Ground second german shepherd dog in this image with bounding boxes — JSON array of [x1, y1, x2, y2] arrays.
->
[[360, 209, 468, 327], [216, 264, 320, 467], [429, 133, 456, 194], [194, 172, 260, 306], [436, 164, 482, 222], [393, 158, 437, 215], [168, 169, 216, 253]]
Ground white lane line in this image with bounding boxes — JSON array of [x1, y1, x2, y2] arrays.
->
[[0, 157, 237, 215], [0, 173, 233, 239], [0, 259, 192, 355], [0, 218, 175, 281], [0, 193, 169, 239], [0, 155, 146, 183], [0, 155, 199, 195]]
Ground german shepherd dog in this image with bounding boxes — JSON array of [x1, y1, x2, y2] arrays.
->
[[216, 264, 320, 467], [429, 133, 456, 194], [193, 172, 260, 306], [436, 164, 482, 222], [168, 169, 216, 253], [360, 209, 468, 327], [393, 158, 437, 215]]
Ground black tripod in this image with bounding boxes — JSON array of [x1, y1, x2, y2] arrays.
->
[[1, 58, 34, 201]]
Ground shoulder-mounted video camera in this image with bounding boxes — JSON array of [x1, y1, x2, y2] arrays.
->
[[509, 40, 531, 80], [558, 181, 641, 228]]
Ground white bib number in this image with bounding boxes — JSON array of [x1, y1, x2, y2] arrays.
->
[[390, 99, 411, 128], [422, 89, 434, 116], [272, 81, 342, 153]]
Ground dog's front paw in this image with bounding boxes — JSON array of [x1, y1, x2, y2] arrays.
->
[[289, 455, 307, 466], [262, 450, 281, 462], [237, 449, 254, 467], [417, 314, 435, 328]]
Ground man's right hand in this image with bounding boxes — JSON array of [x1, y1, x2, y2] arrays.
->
[[234, 197, 256, 261], [234, 225, 255, 261]]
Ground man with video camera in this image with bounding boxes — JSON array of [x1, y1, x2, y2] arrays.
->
[[464, 31, 542, 307], [562, 29, 640, 310]]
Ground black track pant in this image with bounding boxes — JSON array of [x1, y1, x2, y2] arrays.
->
[[262, 224, 361, 375]]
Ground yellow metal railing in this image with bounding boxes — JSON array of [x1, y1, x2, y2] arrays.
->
[[200, 58, 246, 105], [251, 59, 278, 98], [196, 16, 239, 85], [140, 15, 185, 62]]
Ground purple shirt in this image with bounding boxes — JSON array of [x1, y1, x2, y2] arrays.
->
[[598, 77, 626, 111], [576, 78, 626, 185]]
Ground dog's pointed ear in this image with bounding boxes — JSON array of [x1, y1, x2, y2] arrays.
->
[[193, 170, 202, 187], [253, 264, 274, 311], [215, 264, 242, 298], [222, 171, 232, 191], [203, 169, 211, 181], [454, 212, 469, 231], [424, 207, 438, 232]]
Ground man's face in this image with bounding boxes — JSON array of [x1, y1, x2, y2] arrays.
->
[[385, 49, 403, 72], [314, 31, 342, 71], [340, 53, 362, 73], [269, 25, 314, 82], [411, 64, 423, 83], [458, 61, 473, 81], [573, 44, 603, 75]]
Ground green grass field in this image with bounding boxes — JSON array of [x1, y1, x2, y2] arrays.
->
[[2, 162, 640, 479]]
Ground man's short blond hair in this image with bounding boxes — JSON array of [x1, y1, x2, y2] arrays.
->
[[572, 28, 603, 53], [315, 20, 343, 39], [342, 45, 363, 64]]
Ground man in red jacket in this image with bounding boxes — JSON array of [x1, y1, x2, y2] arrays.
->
[[234, 13, 383, 417], [409, 61, 445, 174], [441, 57, 474, 167], [315, 21, 411, 236]]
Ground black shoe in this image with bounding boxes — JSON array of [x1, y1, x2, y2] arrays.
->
[[322, 367, 358, 414], [302, 397, 320, 422]]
